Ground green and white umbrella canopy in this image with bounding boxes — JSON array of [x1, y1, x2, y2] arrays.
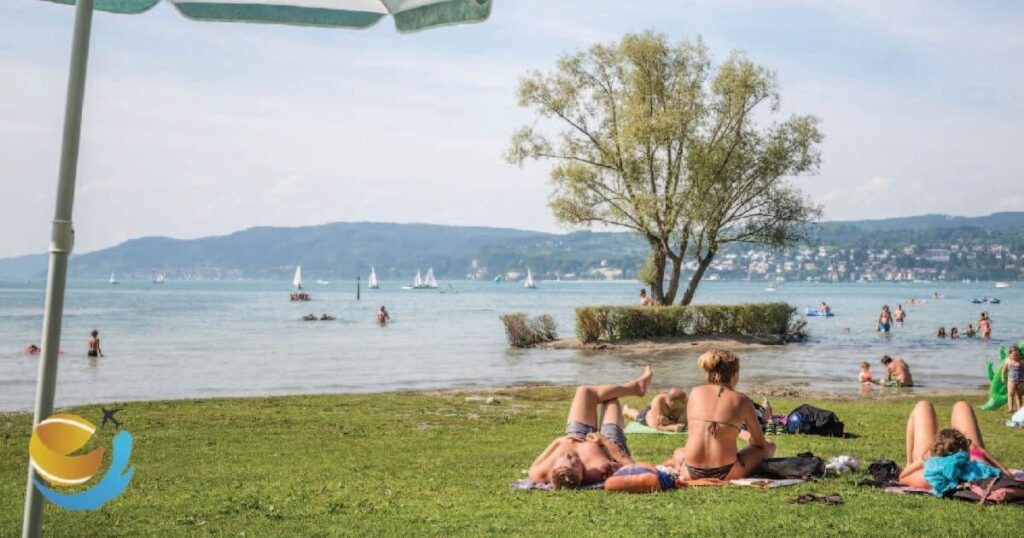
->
[[43, 0, 493, 31], [24, 1, 492, 537]]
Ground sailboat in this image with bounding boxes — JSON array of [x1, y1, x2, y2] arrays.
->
[[995, 281, 1010, 288], [152, 272, 165, 284], [289, 265, 311, 301], [109, 272, 118, 285], [524, 269, 537, 289], [423, 268, 438, 289], [403, 269, 424, 290], [368, 266, 379, 289], [293, 265, 303, 290]]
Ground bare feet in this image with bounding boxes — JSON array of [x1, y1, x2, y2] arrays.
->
[[636, 365, 653, 396]]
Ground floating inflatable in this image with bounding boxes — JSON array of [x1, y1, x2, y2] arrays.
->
[[804, 308, 835, 317], [979, 340, 1024, 411]]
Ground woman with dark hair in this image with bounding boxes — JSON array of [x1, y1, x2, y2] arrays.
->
[[670, 350, 775, 480], [899, 400, 1012, 492]]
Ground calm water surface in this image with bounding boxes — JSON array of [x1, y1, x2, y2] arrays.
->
[[1, 279, 1020, 411]]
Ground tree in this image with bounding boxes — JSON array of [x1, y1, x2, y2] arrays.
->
[[507, 31, 822, 304]]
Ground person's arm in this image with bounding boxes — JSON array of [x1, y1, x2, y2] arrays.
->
[[974, 447, 1014, 477], [1001, 362, 1009, 383], [741, 399, 769, 449], [586, 433, 633, 465], [97, 339, 103, 357], [528, 438, 575, 482], [899, 460, 924, 480]]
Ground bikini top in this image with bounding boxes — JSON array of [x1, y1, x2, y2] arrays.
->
[[698, 385, 742, 436]]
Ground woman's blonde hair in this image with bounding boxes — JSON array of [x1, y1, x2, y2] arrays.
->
[[698, 350, 740, 387]]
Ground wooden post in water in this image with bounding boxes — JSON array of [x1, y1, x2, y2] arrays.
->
[[357, 276, 361, 301]]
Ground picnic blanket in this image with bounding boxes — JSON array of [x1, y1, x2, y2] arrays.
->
[[624, 421, 686, 435]]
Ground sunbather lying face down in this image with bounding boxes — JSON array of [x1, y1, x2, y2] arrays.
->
[[528, 367, 651, 488], [669, 350, 775, 481]]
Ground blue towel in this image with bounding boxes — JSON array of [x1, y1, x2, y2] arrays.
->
[[923, 451, 1000, 497]]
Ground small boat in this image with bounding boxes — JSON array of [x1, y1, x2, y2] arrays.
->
[[316, 279, 330, 285], [765, 285, 781, 292], [368, 266, 379, 289], [403, 269, 426, 290], [524, 269, 537, 289], [493, 275, 504, 283], [971, 298, 984, 304], [109, 272, 118, 285], [989, 297, 1001, 304], [995, 282, 1010, 288], [293, 265, 303, 290], [152, 272, 165, 284], [423, 268, 438, 289]]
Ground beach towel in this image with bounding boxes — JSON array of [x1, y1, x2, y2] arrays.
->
[[923, 452, 1000, 497], [884, 470, 1024, 496], [624, 421, 687, 435]]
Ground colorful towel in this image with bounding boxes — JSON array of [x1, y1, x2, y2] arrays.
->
[[624, 421, 687, 435], [924, 452, 1000, 497]]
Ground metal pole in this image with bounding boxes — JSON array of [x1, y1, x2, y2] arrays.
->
[[22, 0, 94, 536], [356, 276, 361, 301]]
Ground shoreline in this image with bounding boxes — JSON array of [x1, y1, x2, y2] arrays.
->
[[0, 383, 990, 416]]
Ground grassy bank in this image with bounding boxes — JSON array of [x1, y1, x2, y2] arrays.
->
[[2, 388, 1024, 536]]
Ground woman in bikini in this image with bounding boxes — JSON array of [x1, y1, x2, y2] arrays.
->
[[899, 400, 1013, 489], [670, 350, 775, 480]]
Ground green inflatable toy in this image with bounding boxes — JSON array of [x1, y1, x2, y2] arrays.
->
[[979, 341, 1024, 411]]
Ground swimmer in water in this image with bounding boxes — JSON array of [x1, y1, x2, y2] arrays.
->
[[377, 305, 391, 325], [87, 330, 103, 358]]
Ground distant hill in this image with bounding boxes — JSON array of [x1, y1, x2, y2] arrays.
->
[[1, 213, 1021, 280]]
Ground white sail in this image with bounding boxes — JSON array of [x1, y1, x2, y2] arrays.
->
[[524, 269, 536, 288], [368, 266, 379, 289], [424, 268, 438, 288], [414, 269, 423, 288], [153, 272, 165, 284], [109, 272, 118, 285], [293, 265, 303, 289]]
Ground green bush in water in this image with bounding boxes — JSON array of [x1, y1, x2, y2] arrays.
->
[[500, 313, 559, 347], [575, 303, 799, 343]]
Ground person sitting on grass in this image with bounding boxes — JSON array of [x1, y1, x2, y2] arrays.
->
[[669, 350, 775, 480], [528, 366, 652, 488], [858, 361, 877, 384], [624, 387, 687, 432], [881, 355, 913, 387], [899, 400, 1013, 492]]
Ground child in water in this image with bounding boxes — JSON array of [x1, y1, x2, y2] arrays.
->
[[859, 362, 876, 384]]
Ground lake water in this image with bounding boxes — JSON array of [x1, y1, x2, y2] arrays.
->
[[1, 279, 1020, 411]]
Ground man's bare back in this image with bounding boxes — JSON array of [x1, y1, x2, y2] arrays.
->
[[887, 358, 913, 386]]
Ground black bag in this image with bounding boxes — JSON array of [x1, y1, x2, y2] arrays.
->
[[786, 404, 845, 437], [757, 455, 826, 480], [858, 460, 901, 488]]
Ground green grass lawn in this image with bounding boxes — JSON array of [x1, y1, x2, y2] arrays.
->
[[2, 388, 1024, 536]]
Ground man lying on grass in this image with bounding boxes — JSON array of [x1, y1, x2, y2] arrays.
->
[[624, 387, 687, 432], [528, 367, 653, 488]]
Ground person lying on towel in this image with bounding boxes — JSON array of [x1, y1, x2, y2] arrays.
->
[[528, 367, 652, 488], [624, 387, 687, 432]]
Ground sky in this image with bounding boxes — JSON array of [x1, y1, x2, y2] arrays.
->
[[1, 0, 1022, 257]]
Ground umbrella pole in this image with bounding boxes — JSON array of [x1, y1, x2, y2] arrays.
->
[[22, 0, 94, 536]]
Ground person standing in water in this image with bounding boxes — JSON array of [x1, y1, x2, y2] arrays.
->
[[87, 329, 103, 358], [877, 305, 893, 334], [377, 305, 391, 325], [978, 312, 992, 339], [894, 304, 906, 325]]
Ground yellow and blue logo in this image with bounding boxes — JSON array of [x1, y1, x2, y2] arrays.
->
[[29, 413, 134, 510]]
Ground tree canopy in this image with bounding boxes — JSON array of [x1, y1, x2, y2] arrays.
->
[[508, 31, 823, 304]]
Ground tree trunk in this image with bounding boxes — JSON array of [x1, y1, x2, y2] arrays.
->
[[663, 255, 683, 304], [680, 249, 717, 305], [648, 246, 667, 305]]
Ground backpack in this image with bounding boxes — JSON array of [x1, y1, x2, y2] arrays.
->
[[786, 404, 845, 437], [757, 455, 826, 480]]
